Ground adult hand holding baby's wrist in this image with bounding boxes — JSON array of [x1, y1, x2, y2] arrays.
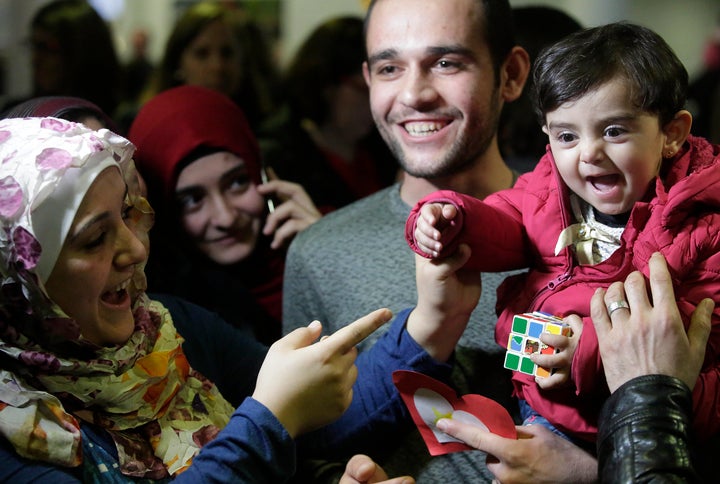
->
[[408, 245, 479, 362]]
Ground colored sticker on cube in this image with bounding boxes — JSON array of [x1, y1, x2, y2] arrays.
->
[[504, 312, 571, 378]]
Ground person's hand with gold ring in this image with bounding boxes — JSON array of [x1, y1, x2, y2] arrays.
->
[[592, 253, 713, 392]]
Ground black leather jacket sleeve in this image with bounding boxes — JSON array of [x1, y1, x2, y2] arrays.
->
[[597, 374, 701, 483]]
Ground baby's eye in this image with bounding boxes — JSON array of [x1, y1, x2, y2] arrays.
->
[[557, 132, 576, 143], [604, 126, 625, 138]]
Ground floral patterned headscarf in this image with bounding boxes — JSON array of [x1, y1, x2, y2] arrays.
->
[[0, 117, 233, 478]]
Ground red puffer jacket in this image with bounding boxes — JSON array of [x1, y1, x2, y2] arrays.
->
[[407, 135, 720, 443]]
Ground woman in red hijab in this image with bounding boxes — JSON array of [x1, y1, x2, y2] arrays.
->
[[129, 85, 320, 344]]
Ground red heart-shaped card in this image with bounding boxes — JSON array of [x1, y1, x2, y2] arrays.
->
[[393, 370, 517, 455]]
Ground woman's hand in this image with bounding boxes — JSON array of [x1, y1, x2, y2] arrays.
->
[[257, 167, 321, 249], [252, 308, 392, 437]]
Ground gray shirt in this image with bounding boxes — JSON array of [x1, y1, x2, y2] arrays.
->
[[283, 183, 520, 482]]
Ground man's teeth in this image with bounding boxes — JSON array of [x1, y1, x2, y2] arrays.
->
[[405, 122, 443, 136]]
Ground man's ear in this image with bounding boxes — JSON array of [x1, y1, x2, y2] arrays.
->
[[500, 46, 530, 103], [663, 110, 692, 156], [362, 61, 371, 86]]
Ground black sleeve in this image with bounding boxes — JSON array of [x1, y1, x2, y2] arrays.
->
[[597, 374, 701, 483], [151, 293, 269, 407]]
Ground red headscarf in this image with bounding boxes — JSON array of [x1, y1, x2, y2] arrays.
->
[[128, 85, 261, 206], [128, 86, 284, 332]]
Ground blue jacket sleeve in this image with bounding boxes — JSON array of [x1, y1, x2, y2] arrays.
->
[[1, 399, 295, 484], [176, 397, 296, 484], [0, 435, 82, 484], [296, 307, 453, 460]]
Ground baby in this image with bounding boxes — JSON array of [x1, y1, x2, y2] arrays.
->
[[406, 22, 720, 447]]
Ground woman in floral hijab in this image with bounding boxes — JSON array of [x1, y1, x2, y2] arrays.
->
[[0, 116, 398, 482], [0, 116, 237, 480]]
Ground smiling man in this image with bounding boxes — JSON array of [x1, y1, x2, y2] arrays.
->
[[282, 0, 535, 481]]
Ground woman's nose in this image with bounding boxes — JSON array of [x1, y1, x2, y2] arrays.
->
[[116, 223, 148, 269], [209, 194, 236, 228]]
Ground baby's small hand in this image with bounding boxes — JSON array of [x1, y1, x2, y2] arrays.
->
[[531, 315, 582, 389], [413, 203, 458, 257]]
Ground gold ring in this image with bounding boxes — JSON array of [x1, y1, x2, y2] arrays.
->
[[607, 300, 630, 316]]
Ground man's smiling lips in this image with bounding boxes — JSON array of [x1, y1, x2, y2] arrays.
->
[[403, 120, 448, 137]]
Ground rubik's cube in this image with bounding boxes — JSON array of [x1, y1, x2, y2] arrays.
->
[[503, 312, 572, 378]]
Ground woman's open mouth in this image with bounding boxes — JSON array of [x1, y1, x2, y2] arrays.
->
[[101, 279, 130, 306]]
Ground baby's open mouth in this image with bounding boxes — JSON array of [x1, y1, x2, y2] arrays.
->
[[588, 174, 620, 192]]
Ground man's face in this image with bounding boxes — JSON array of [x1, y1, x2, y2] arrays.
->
[[363, 0, 502, 178]]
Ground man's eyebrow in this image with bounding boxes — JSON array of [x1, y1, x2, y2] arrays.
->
[[426, 45, 476, 60], [367, 48, 398, 67], [367, 45, 476, 68]]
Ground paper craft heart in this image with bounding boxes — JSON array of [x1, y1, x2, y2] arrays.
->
[[393, 370, 517, 455]]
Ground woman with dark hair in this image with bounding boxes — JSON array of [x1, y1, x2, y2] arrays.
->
[[141, 1, 279, 132], [260, 16, 398, 213], [129, 85, 320, 345], [17, 0, 122, 120]]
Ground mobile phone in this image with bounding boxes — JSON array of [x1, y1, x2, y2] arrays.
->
[[260, 165, 275, 213]]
